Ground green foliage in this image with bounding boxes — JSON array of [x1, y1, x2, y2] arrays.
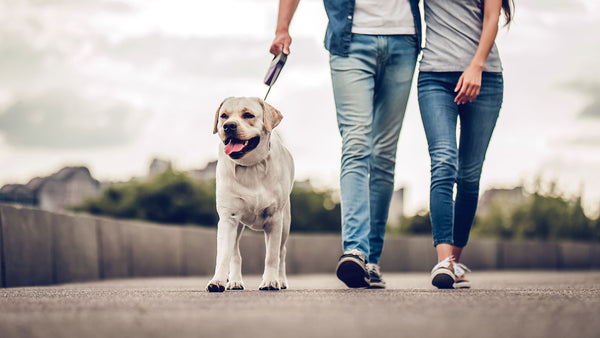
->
[[76, 171, 599, 241], [394, 183, 599, 242], [390, 210, 432, 235], [471, 197, 514, 240], [472, 190, 597, 242], [74, 169, 218, 226], [290, 185, 341, 233], [74, 170, 342, 232]]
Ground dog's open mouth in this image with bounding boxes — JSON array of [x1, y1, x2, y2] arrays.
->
[[224, 136, 260, 159]]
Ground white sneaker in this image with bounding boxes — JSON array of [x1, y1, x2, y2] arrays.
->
[[431, 256, 456, 289], [453, 262, 472, 289]]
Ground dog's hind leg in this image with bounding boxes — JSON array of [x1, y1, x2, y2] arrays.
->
[[259, 215, 283, 291], [227, 223, 245, 290], [279, 202, 291, 289], [279, 244, 288, 289]]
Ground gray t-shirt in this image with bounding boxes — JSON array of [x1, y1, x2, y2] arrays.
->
[[419, 0, 502, 72]]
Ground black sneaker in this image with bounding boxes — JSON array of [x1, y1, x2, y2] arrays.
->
[[367, 263, 386, 289], [336, 250, 370, 288]]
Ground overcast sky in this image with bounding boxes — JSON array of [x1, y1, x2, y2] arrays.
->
[[0, 0, 599, 216]]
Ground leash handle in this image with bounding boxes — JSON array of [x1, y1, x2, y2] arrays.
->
[[263, 52, 287, 101]]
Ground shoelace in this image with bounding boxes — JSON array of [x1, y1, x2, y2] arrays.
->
[[367, 264, 381, 275], [431, 255, 455, 273], [453, 262, 471, 278], [344, 249, 365, 261]]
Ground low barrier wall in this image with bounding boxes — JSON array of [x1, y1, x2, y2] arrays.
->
[[1, 203, 599, 287]]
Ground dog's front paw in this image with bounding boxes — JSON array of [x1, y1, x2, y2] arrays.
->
[[206, 280, 226, 293], [226, 280, 245, 290], [280, 278, 288, 290], [259, 279, 280, 291]]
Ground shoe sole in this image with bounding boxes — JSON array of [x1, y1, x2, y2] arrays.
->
[[368, 281, 386, 289], [431, 268, 455, 289], [454, 281, 471, 289], [336, 259, 369, 288]]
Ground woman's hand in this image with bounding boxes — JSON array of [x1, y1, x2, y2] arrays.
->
[[455, 0, 502, 105], [454, 64, 483, 105]]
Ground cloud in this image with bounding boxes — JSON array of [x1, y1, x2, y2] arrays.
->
[[0, 4, 111, 91], [0, 0, 317, 97], [570, 136, 600, 146], [0, 31, 50, 87], [0, 90, 139, 149], [563, 82, 600, 119], [574, 83, 600, 119], [523, 0, 586, 11], [579, 99, 600, 119], [15, 0, 134, 12], [98, 34, 276, 80]]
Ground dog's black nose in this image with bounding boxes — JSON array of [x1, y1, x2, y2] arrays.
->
[[223, 122, 237, 134]]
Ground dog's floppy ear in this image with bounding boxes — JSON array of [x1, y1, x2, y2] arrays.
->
[[213, 98, 230, 134], [259, 98, 283, 132]]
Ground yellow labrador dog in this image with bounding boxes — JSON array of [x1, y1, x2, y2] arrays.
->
[[206, 97, 294, 292]]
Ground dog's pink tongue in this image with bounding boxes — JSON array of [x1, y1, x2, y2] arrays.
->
[[224, 141, 245, 155]]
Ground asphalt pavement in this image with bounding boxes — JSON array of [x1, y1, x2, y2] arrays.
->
[[1, 271, 599, 338]]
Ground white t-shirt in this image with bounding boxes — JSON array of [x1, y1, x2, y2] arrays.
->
[[351, 0, 415, 35]]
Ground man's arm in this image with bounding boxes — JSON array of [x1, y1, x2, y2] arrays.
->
[[269, 0, 301, 55]]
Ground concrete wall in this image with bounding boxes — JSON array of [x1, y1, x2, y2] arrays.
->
[[1, 203, 599, 288]]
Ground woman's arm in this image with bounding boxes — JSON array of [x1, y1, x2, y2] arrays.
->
[[454, 0, 502, 105], [269, 0, 301, 56]]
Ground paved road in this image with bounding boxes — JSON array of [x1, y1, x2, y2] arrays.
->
[[1, 271, 599, 338]]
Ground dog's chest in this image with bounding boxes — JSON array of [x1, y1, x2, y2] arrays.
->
[[239, 201, 279, 229], [217, 169, 289, 230], [233, 177, 282, 222]]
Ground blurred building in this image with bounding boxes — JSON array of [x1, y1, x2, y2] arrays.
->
[[187, 160, 217, 181], [0, 167, 101, 212], [0, 159, 406, 222], [147, 157, 217, 182], [148, 158, 173, 179], [388, 188, 405, 228], [477, 186, 526, 217]]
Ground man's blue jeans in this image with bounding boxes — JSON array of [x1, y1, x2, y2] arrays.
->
[[418, 72, 503, 248], [330, 34, 418, 264]]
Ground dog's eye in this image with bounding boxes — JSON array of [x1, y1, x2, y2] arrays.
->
[[243, 112, 255, 119], [220, 113, 228, 119]]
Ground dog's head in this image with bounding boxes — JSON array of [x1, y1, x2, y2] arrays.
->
[[213, 97, 283, 166]]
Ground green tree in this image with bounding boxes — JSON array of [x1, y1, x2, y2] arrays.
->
[[290, 185, 341, 233], [74, 170, 343, 232], [473, 187, 597, 242], [400, 182, 598, 242], [594, 217, 600, 241], [75, 170, 218, 226], [389, 210, 432, 235], [472, 203, 513, 239]]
